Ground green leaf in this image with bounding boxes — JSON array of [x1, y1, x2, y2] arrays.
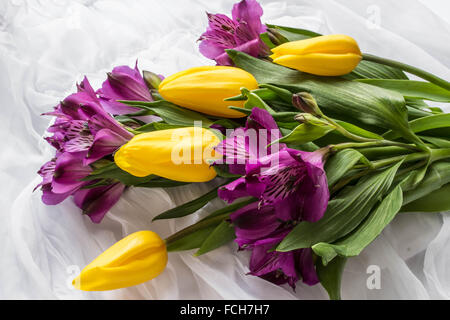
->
[[166, 225, 217, 252], [201, 198, 256, 220], [119, 100, 213, 126], [407, 106, 434, 120], [401, 183, 450, 212], [152, 185, 222, 221], [345, 60, 408, 80], [241, 88, 275, 113], [405, 98, 429, 109], [335, 120, 384, 140], [259, 32, 276, 49], [420, 136, 450, 148], [265, 24, 321, 41], [316, 256, 347, 300], [356, 79, 450, 102], [210, 119, 242, 129], [134, 178, 189, 188], [135, 122, 185, 133], [195, 220, 236, 256], [313, 185, 403, 265], [384, 113, 450, 140], [227, 50, 419, 145], [211, 164, 241, 179], [325, 149, 368, 186], [83, 162, 155, 186], [277, 162, 402, 252], [274, 122, 333, 145], [402, 161, 450, 206], [225, 88, 278, 101]]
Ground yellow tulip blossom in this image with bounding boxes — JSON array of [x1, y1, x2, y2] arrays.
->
[[72, 231, 167, 291], [270, 34, 362, 76], [158, 66, 258, 118], [114, 127, 220, 182]]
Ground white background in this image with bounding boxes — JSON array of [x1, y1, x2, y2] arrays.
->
[[0, 0, 449, 299]]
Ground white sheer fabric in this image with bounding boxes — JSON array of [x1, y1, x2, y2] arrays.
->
[[0, 0, 449, 299]]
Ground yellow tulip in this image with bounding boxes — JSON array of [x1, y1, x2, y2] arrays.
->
[[270, 34, 362, 76], [72, 231, 167, 291], [158, 66, 258, 118], [114, 127, 220, 182]]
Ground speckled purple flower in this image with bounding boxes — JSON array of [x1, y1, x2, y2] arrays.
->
[[97, 62, 157, 115], [230, 202, 319, 288], [199, 0, 269, 65], [36, 77, 132, 223], [216, 108, 329, 222]]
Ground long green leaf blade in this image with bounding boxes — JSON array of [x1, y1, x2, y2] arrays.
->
[[316, 256, 347, 300], [120, 100, 213, 126], [325, 149, 366, 186], [195, 220, 236, 256], [152, 186, 221, 221], [356, 79, 450, 102], [384, 113, 450, 140], [277, 162, 402, 252], [313, 185, 403, 265]]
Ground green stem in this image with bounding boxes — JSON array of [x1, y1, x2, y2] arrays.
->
[[164, 198, 255, 245], [333, 140, 421, 152], [323, 115, 376, 142], [362, 53, 450, 92]]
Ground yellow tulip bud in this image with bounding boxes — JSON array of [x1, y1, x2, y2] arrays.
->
[[270, 34, 362, 76], [72, 231, 167, 291], [158, 66, 258, 118], [114, 127, 220, 182]]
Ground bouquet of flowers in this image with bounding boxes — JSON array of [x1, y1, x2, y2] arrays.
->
[[36, 0, 450, 299]]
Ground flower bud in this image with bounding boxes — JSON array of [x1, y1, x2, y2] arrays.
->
[[72, 231, 167, 291], [292, 92, 323, 117], [114, 127, 220, 182], [143, 70, 163, 90], [158, 66, 259, 118], [270, 34, 362, 76]]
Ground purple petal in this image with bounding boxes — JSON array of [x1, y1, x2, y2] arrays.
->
[[73, 182, 125, 223], [298, 164, 329, 222], [218, 177, 248, 203], [231, 0, 266, 38], [230, 203, 281, 247], [97, 63, 151, 115], [214, 37, 262, 65], [41, 184, 73, 205], [298, 249, 319, 286], [88, 113, 134, 140], [246, 107, 280, 136], [98, 99, 140, 115], [84, 128, 128, 165], [64, 135, 94, 153], [51, 152, 91, 194], [199, 38, 229, 61]]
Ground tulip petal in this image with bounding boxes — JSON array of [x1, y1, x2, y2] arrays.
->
[[158, 66, 258, 118], [73, 231, 167, 291], [273, 53, 362, 76]]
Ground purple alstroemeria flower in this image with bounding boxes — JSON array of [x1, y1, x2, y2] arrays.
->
[[230, 202, 319, 288], [73, 182, 126, 223], [97, 62, 155, 115], [44, 77, 133, 165], [37, 77, 134, 223], [216, 108, 329, 222], [199, 0, 269, 65]]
